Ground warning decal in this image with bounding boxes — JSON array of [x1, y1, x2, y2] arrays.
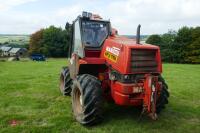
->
[[104, 47, 119, 63]]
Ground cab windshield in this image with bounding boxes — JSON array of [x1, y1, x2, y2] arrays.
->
[[82, 20, 109, 47]]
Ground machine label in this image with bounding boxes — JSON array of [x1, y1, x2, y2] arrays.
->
[[104, 47, 120, 62]]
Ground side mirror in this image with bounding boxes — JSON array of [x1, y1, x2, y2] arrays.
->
[[65, 22, 72, 31], [111, 28, 118, 36]]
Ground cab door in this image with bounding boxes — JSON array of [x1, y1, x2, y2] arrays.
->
[[72, 18, 85, 58], [69, 18, 85, 79]]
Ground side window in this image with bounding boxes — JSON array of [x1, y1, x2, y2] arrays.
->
[[73, 20, 84, 58]]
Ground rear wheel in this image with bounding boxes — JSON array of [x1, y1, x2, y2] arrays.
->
[[72, 74, 103, 125], [59, 67, 72, 96], [156, 75, 170, 113]]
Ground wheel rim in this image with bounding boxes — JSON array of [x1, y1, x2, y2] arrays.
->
[[74, 87, 83, 114]]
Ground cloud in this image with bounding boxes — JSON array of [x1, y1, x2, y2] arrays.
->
[[96, 0, 200, 34], [56, 5, 83, 21], [0, 0, 200, 34], [0, 12, 50, 34], [0, 0, 38, 11], [54, 0, 200, 35]]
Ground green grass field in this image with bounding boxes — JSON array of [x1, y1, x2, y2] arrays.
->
[[0, 35, 29, 45], [0, 59, 199, 133]]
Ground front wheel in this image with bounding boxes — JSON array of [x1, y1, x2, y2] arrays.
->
[[72, 74, 103, 125]]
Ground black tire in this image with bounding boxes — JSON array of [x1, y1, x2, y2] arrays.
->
[[72, 74, 103, 125], [156, 75, 170, 113], [59, 67, 72, 96]]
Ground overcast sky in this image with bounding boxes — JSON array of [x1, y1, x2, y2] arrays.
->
[[0, 0, 200, 35]]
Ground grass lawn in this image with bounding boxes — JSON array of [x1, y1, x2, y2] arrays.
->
[[0, 59, 199, 133]]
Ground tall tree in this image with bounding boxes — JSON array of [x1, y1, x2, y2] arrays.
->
[[161, 31, 177, 62], [29, 29, 44, 54], [185, 27, 200, 63], [175, 27, 193, 63], [29, 25, 71, 57], [146, 34, 162, 46]]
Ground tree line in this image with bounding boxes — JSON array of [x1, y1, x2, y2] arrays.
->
[[146, 26, 200, 64], [29, 25, 200, 64], [29, 25, 71, 57]]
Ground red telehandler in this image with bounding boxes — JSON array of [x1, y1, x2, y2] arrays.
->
[[59, 12, 169, 125]]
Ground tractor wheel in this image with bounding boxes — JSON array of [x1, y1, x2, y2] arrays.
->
[[72, 74, 103, 125], [156, 75, 170, 113], [59, 67, 72, 96]]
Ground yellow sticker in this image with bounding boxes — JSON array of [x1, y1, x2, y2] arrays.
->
[[104, 51, 118, 63]]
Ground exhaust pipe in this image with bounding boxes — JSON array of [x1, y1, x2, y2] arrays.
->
[[136, 24, 141, 44]]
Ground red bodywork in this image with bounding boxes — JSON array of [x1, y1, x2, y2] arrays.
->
[[78, 35, 162, 117]]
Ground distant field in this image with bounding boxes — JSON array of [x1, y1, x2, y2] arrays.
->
[[0, 35, 29, 45], [0, 59, 199, 133]]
